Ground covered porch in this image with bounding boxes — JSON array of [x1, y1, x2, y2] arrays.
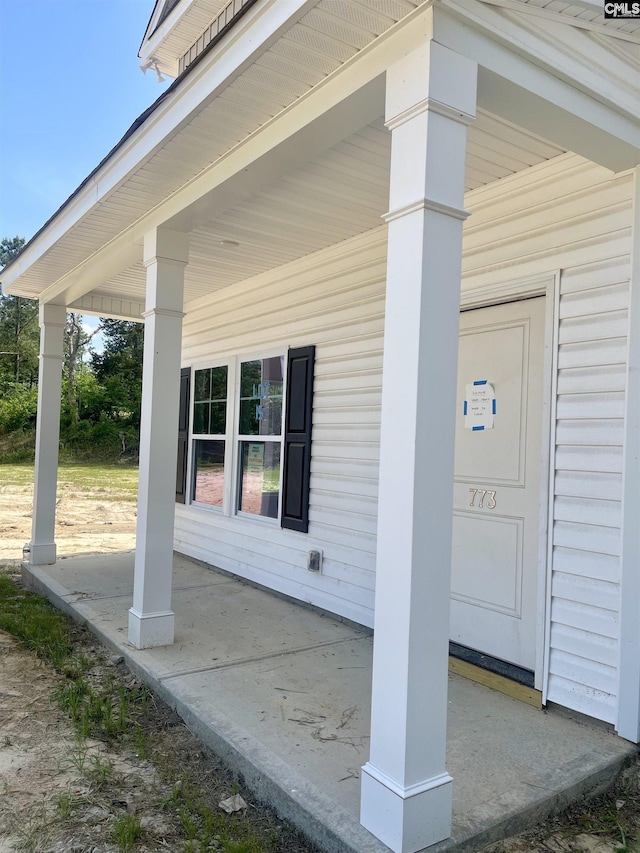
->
[[3, 2, 639, 850], [23, 551, 635, 853]]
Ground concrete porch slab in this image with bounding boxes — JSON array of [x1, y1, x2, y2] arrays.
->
[[23, 552, 637, 853]]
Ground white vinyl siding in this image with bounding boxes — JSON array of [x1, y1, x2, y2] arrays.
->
[[548, 256, 630, 724], [177, 152, 634, 725], [463, 153, 634, 725], [177, 229, 387, 626]]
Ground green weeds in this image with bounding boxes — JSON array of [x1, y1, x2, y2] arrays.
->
[[0, 568, 315, 853], [0, 574, 72, 668], [111, 813, 142, 852]]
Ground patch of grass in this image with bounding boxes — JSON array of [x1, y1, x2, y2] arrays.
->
[[164, 779, 277, 853], [0, 569, 319, 853], [55, 673, 152, 743], [66, 748, 115, 788], [56, 791, 77, 820], [0, 574, 73, 669], [111, 812, 142, 852], [0, 461, 139, 498]]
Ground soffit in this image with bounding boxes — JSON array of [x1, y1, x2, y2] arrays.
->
[[10, 0, 626, 305], [517, 0, 640, 36], [11, 0, 425, 300], [80, 111, 565, 312], [142, 0, 230, 74]]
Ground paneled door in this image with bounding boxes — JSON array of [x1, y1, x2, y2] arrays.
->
[[450, 297, 545, 672]]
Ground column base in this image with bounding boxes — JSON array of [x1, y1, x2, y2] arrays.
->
[[28, 542, 57, 565], [128, 608, 175, 649], [360, 762, 453, 853]]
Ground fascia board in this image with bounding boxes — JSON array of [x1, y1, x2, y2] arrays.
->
[[1, 0, 318, 298], [139, 0, 171, 54]]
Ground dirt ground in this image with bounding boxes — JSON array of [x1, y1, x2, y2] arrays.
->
[[0, 610, 318, 853], [0, 470, 639, 852], [0, 480, 136, 564]]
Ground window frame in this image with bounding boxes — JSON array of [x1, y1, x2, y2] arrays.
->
[[189, 357, 235, 513], [188, 349, 287, 524], [234, 351, 286, 523]]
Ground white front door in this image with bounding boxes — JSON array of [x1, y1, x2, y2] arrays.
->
[[450, 297, 545, 673]]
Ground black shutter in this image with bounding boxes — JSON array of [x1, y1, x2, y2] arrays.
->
[[176, 367, 191, 504], [281, 346, 315, 532]]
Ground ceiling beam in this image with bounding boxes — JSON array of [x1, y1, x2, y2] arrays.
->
[[437, 0, 640, 171]]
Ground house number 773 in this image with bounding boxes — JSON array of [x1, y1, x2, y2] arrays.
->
[[469, 488, 497, 509]]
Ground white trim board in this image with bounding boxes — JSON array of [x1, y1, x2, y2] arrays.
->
[[618, 166, 640, 743]]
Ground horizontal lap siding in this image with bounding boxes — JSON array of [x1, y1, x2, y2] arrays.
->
[[176, 229, 387, 627], [551, 262, 628, 723], [176, 153, 633, 725], [463, 154, 633, 725]]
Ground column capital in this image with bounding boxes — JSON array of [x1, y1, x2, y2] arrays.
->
[[143, 226, 190, 266], [386, 97, 475, 132], [141, 307, 186, 320], [38, 303, 66, 327], [385, 41, 477, 127], [383, 198, 470, 223]]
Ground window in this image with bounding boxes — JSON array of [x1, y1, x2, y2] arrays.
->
[[179, 347, 315, 532], [191, 365, 227, 508], [237, 356, 284, 519]]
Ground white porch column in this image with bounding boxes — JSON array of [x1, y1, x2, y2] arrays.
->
[[29, 303, 66, 565], [128, 227, 188, 649], [360, 40, 477, 853]]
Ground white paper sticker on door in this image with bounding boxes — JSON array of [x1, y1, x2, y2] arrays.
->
[[464, 380, 496, 431]]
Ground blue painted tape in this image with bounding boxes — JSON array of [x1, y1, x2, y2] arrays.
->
[[492, 399, 496, 414], [473, 380, 487, 385], [472, 425, 484, 431], [463, 401, 468, 415]]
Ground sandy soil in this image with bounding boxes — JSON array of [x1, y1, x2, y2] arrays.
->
[[0, 616, 320, 853], [0, 631, 161, 853], [0, 475, 318, 853], [0, 481, 136, 564]]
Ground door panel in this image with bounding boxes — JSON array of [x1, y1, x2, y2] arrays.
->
[[450, 297, 545, 672]]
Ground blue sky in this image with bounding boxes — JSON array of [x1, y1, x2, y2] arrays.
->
[[0, 0, 170, 244]]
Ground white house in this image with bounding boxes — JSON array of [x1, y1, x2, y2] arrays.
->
[[2, 0, 639, 850]]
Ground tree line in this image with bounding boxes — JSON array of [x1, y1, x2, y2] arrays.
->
[[0, 237, 143, 463]]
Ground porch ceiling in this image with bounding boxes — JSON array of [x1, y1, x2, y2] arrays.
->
[[4, 0, 635, 316], [83, 110, 565, 313]]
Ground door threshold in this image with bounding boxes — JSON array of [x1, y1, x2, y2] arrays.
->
[[449, 643, 542, 709]]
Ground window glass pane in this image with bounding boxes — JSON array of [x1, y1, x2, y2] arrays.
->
[[210, 366, 227, 400], [238, 441, 280, 519], [209, 401, 226, 434], [192, 440, 225, 506], [239, 357, 283, 436], [193, 402, 210, 435], [193, 365, 227, 434], [194, 369, 211, 402]]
